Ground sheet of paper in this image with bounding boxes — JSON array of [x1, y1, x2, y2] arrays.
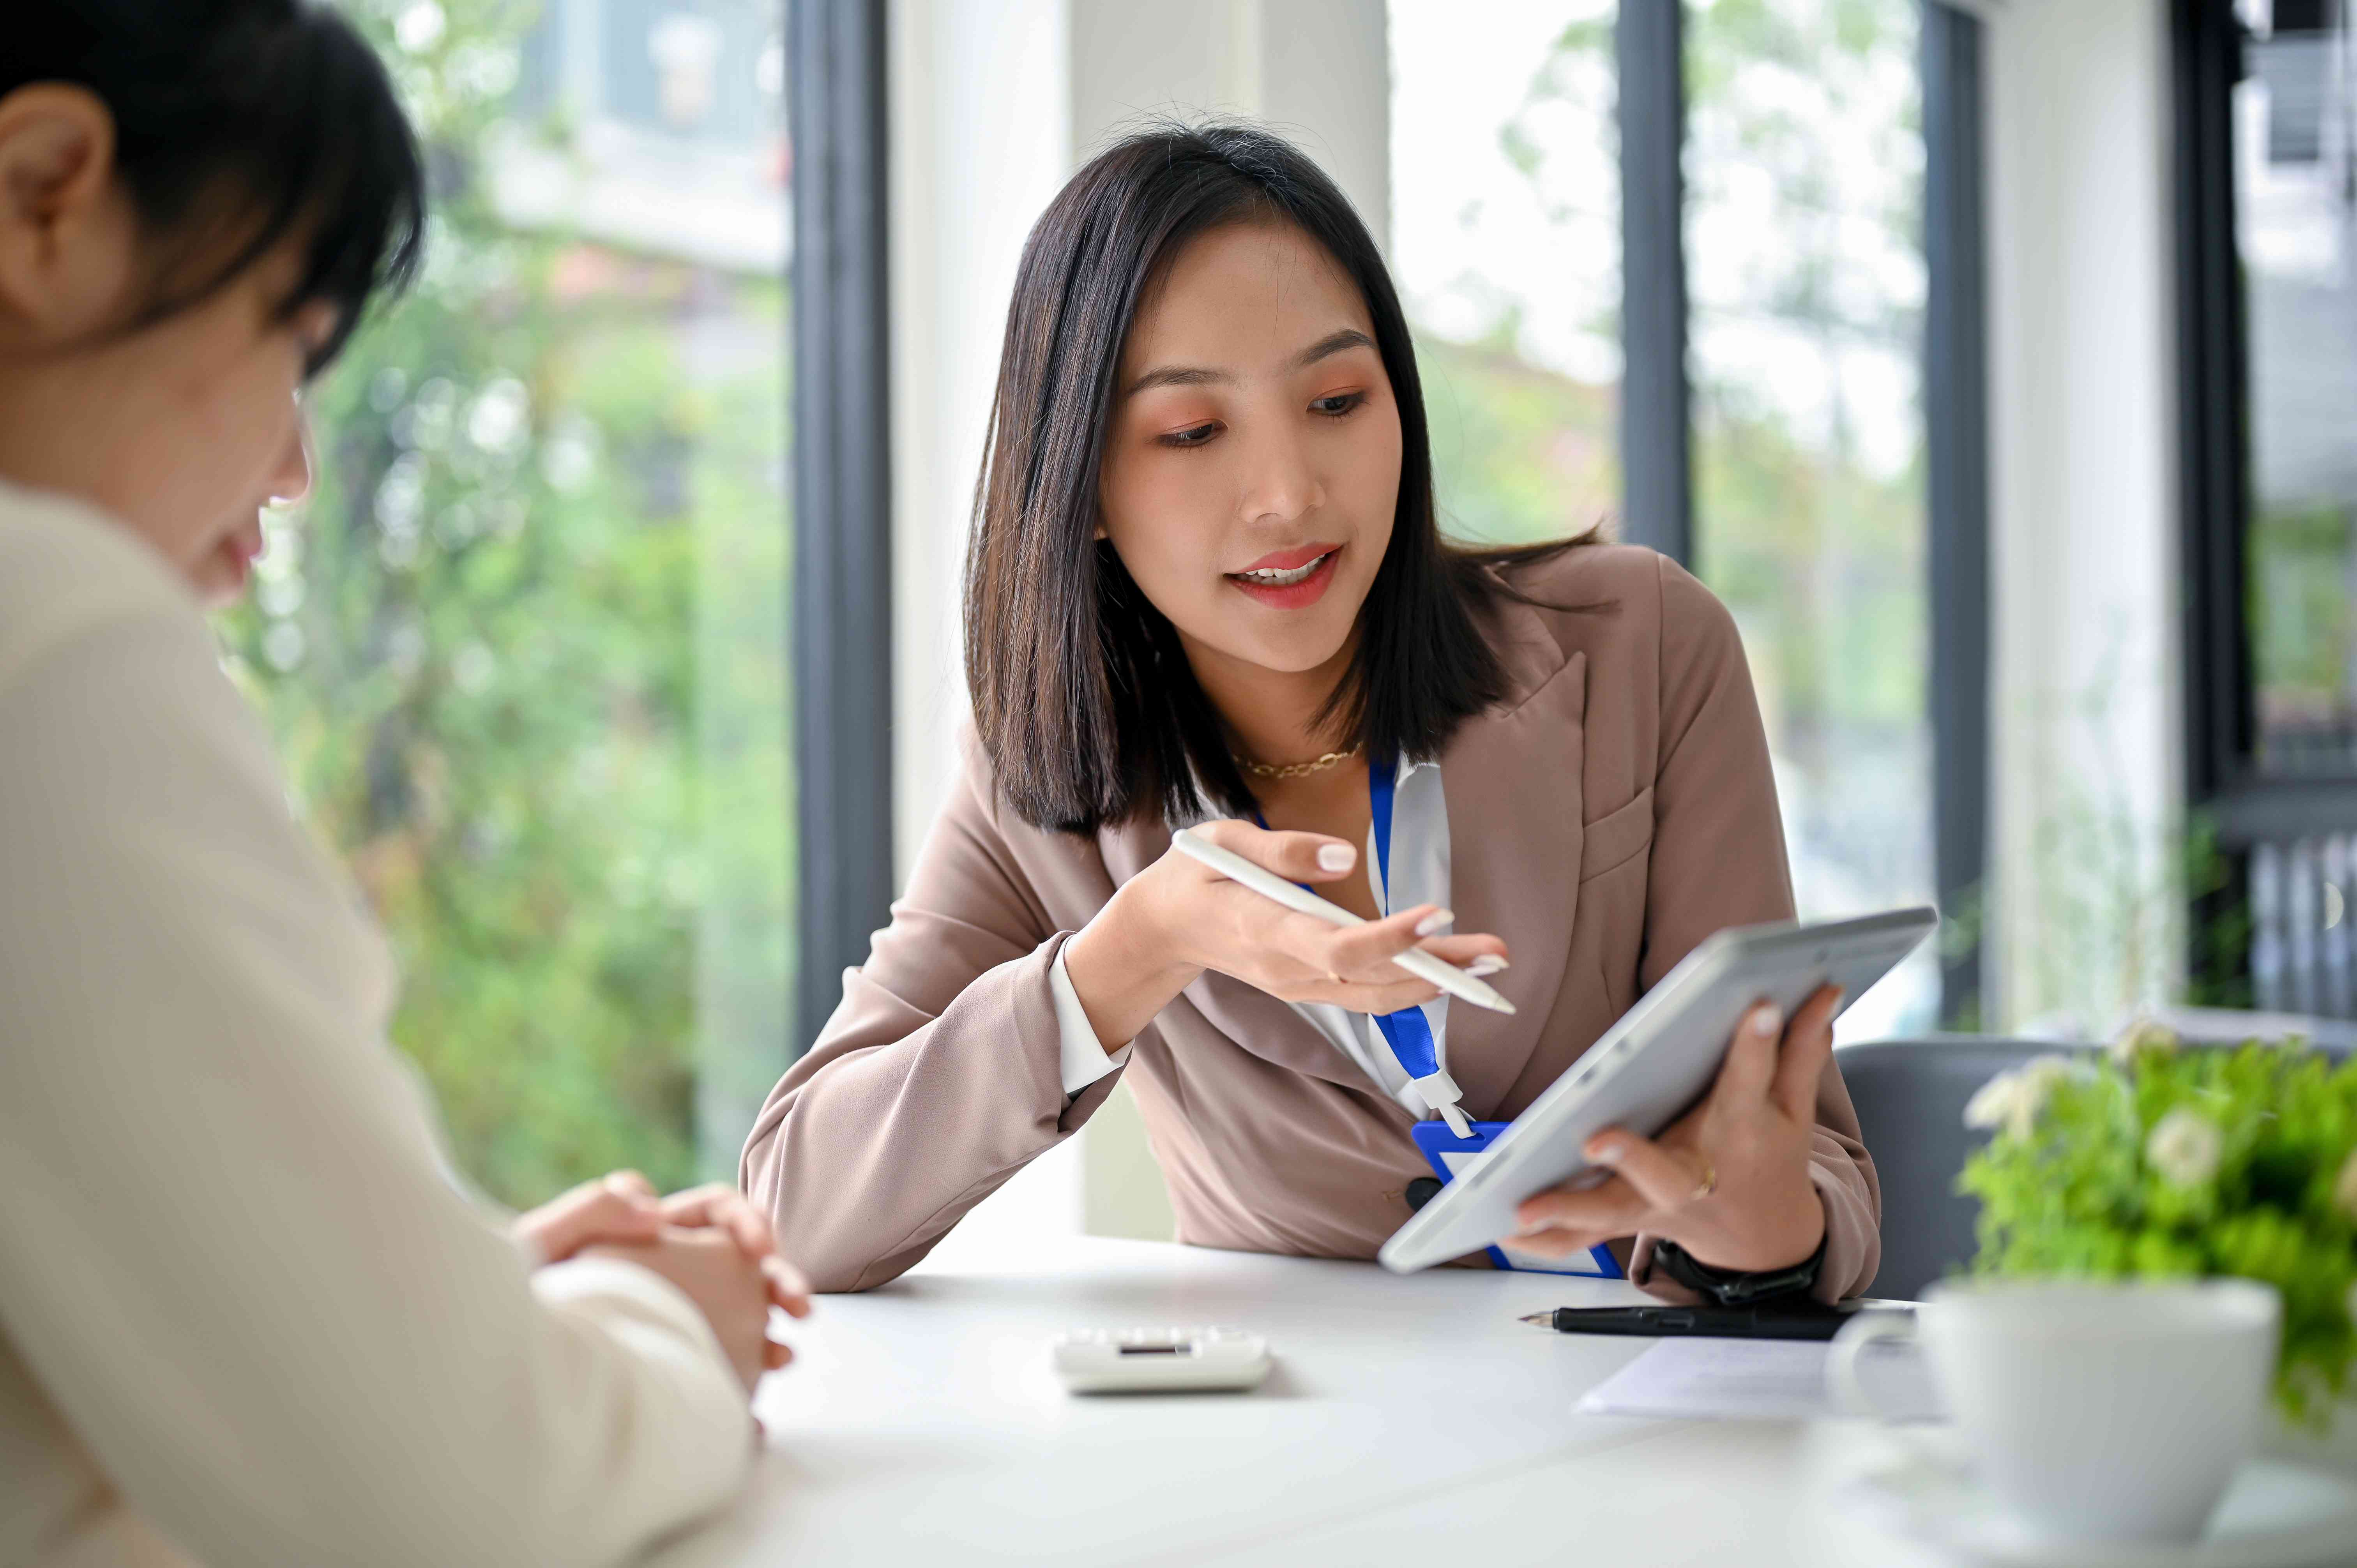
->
[[1576, 1337, 1941, 1423]]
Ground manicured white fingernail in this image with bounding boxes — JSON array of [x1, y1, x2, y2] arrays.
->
[[1749, 1002, 1784, 1036], [1317, 843, 1355, 872], [1586, 1139, 1621, 1165], [1415, 909, 1453, 937], [1467, 954, 1509, 976]]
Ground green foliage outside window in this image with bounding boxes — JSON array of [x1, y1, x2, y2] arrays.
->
[[1419, 332, 1617, 547], [220, 0, 790, 1209], [2251, 500, 2356, 745], [1415, 3, 1933, 987]]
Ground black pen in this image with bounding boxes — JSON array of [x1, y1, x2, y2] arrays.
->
[[1518, 1304, 1879, 1341]]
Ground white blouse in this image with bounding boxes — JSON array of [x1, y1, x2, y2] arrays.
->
[[0, 482, 752, 1568]]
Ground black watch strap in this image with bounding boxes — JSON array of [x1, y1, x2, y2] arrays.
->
[[1651, 1233, 1827, 1307]]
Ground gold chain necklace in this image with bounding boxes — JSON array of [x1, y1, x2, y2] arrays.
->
[[1232, 740, 1364, 780]]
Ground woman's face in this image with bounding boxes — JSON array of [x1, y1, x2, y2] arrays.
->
[[100, 243, 327, 608], [0, 86, 326, 609], [1097, 220, 1403, 688]]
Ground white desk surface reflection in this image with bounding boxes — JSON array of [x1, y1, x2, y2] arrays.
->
[[648, 1233, 1935, 1568]]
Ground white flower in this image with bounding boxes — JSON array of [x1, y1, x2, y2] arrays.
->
[[2334, 1150, 2357, 1224], [2145, 1109, 2224, 1188], [2110, 1014, 2180, 1065], [1963, 1056, 2080, 1141], [1963, 1075, 2032, 1139]]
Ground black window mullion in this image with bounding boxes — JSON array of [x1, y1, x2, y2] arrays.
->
[[1923, 0, 1991, 1027], [788, 0, 893, 1058], [1617, 0, 1693, 567], [2173, 0, 2254, 811], [2170, 0, 2266, 1006]]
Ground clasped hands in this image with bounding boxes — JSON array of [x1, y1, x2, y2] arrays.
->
[[1509, 983, 1843, 1277], [514, 1172, 812, 1394]]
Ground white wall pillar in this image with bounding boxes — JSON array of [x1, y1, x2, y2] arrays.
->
[[1067, 0, 1390, 247], [888, 0, 1071, 880], [887, 0, 1080, 1246], [1983, 0, 2186, 1033]]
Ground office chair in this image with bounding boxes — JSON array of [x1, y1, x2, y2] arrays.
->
[[1835, 1038, 2093, 1301]]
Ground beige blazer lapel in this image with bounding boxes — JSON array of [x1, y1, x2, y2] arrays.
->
[[1440, 599, 1588, 1119]]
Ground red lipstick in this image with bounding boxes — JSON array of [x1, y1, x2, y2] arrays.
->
[[1225, 542, 1343, 610]]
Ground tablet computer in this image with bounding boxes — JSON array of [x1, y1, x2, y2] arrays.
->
[[1377, 906, 1938, 1275]]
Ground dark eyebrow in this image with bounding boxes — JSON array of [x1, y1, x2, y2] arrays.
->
[[1122, 327, 1378, 399], [1290, 328, 1375, 369], [1124, 364, 1232, 397]]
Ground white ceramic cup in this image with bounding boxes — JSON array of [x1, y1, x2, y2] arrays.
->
[[1827, 1278, 2282, 1544]]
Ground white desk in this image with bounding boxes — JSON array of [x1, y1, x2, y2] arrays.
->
[[649, 1234, 1928, 1568]]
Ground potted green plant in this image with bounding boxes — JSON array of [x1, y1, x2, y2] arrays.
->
[[1957, 1026, 2357, 1443]]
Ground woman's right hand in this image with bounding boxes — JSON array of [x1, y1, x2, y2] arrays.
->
[[1060, 818, 1509, 1050]]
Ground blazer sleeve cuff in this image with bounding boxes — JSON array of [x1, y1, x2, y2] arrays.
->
[[1049, 945, 1133, 1098], [1805, 1150, 1882, 1303]]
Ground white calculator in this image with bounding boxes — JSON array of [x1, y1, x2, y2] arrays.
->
[[1051, 1327, 1272, 1394]]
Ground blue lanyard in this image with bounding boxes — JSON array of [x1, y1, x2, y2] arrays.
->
[[1253, 753, 1442, 1085]]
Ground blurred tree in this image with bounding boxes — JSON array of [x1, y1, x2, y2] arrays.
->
[[220, 0, 790, 1207], [1408, 0, 1940, 1030], [1420, 327, 1617, 546], [1683, 0, 1927, 745], [1428, 0, 1925, 724]]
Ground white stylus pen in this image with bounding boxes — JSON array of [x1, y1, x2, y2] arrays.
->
[[1170, 827, 1516, 1015]]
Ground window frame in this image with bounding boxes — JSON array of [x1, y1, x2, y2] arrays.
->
[[2176, 0, 2257, 826], [1923, 2, 1993, 1027], [1617, 0, 1694, 565], [2169, 0, 2357, 1012], [1616, 1, 1992, 1023], [2172, 0, 2357, 845], [788, 0, 896, 1056]]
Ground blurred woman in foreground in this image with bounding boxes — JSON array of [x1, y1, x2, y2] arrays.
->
[[0, 5, 806, 1563]]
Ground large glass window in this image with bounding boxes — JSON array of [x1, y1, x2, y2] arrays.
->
[[2193, 0, 2357, 1019], [1390, 0, 1940, 1035], [2237, 0, 2357, 775], [1687, 0, 1937, 1033], [1389, 0, 1622, 546], [221, 0, 792, 1206]]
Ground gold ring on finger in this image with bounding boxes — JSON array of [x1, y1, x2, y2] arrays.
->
[[1689, 1160, 1717, 1202]]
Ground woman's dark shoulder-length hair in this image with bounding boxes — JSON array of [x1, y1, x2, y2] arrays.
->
[[11, 0, 424, 374], [965, 120, 1592, 835]]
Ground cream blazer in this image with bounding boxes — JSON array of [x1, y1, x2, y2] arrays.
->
[[744, 545, 1882, 1300], [0, 484, 751, 1568]]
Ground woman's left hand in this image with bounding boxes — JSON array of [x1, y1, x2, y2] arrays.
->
[[1510, 983, 1842, 1274]]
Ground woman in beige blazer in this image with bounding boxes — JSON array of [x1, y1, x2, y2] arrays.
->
[[744, 123, 1880, 1303]]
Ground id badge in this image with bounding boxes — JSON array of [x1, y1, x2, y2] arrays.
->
[[1409, 1120, 1623, 1277]]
